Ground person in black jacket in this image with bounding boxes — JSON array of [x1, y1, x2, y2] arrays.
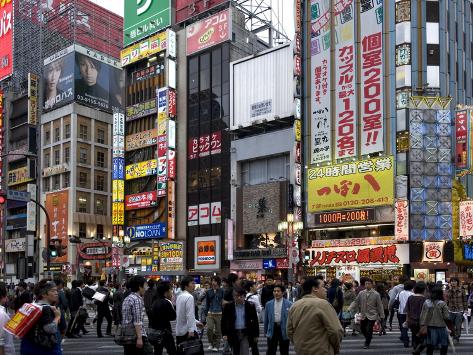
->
[[14, 281, 32, 312], [143, 279, 157, 319], [261, 276, 275, 308], [149, 281, 177, 355], [66, 280, 87, 338], [222, 287, 259, 355], [96, 280, 112, 337]]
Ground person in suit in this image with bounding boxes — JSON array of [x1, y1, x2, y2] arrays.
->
[[264, 285, 292, 355], [96, 280, 112, 337], [222, 287, 259, 355]]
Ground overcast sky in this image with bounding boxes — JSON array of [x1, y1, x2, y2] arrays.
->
[[93, 0, 294, 39]]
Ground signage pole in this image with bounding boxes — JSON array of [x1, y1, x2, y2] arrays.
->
[[30, 198, 51, 275]]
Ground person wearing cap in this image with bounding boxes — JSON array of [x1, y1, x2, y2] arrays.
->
[[20, 279, 63, 355]]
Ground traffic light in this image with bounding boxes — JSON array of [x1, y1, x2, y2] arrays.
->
[[0, 191, 6, 205], [49, 244, 58, 258]]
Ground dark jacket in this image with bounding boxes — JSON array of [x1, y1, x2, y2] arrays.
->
[[96, 286, 111, 313], [144, 287, 157, 314], [15, 290, 32, 311], [149, 298, 176, 332], [327, 286, 344, 314], [112, 289, 125, 325], [222, 301, 259, 345], [261, 285, 275, 307], [70, 288, 83, 313]]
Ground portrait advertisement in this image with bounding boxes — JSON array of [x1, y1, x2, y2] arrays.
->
[[43, 51, 75, 111]]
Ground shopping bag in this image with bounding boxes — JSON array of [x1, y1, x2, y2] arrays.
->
[[463, 313, 469, 335], [354, 313, 362, 325], [3, 303, 42, 337], [373, 320, 381, 333]]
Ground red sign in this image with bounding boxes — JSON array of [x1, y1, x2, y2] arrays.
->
[[176, 0, 229, 24], [0, 90, 4, 188], [186, 8, 231, 56], [125, 191, 158, 210], [455, 111, 468, 169], [310, 245, 405, 266], [78, 242, 112, 260], [0, 1, 13, 81], [276, 258, 289, 269], [158, 135, 167, 157], [188, 131, 222, 159], [168, 89, 177, 117], [168, 150, 176, 180]]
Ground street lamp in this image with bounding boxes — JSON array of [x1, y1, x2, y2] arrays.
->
[[279, 213, 304, 282]]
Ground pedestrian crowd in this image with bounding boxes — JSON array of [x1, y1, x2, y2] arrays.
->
[[0, 274, 471, 355]]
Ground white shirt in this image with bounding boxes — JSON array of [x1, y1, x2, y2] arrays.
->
[[246, 292, 262, 314], [176, 290, 198, 336], [0, 305, 15, 355], [274, 298, 283, 323], [398, 290, 414, 314]]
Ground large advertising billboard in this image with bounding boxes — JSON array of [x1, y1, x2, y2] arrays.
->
[[45, 190, 69, 264], [0, 0, 13, 81], [124, 0, 171, 47], [176, 0, 229, 23], [43, 45, 123, 113]]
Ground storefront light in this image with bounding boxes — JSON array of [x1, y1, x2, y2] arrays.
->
[[287, 213, 294, 223]]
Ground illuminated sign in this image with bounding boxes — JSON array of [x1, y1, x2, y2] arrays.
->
[[314, 208, 375, 225], [125, 191, 158, 210], [125, 159, 158, 180], [126, 223, 167, 240]]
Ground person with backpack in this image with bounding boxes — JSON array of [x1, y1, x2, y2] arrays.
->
[[328, 279, 344, 315]]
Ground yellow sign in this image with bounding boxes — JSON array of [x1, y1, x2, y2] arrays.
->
[[307, 156, 394, 212], [8, 167, 32, 186], [125, 159, 158, 180], [120, 31, 168, 67], [158, 112, 168, 135], [294, 119, 301, 142], [112, 202, 124, 225], [112, 180, 124, 202]]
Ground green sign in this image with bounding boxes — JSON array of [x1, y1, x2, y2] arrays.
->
[[124, 0, 171, 47]]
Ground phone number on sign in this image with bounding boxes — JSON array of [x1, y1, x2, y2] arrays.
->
[[312, 196, 390, 210]]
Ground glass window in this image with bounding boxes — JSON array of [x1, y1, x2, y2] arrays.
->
[[96, 175, 105, 191], [79, 172, 87, 188], [63, 173, 70, 188], [44, 153, 50, 168], [53, 175, 60, 190], [78, 196, 88, 213], [96, 199, 105, 215], [65, 124, 70, 139], [64, 147, 70, 164], [79, 125, 88, 140], [54, 127, 60, 142], [97, 128, 105, 144], [396, 65, 412, 87], [427, 66, 440, 88], [79, 223, 87, 238], [43, 177, 50, 192], [426, 1, 439, 22], [79, 148, 88, 164], [45, 130, 50, 144], [54, 149, 60, 165], [96, 151, 105, 167], [96, 224, 104, 239]]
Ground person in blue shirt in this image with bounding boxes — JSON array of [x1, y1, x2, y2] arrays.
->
[[264, 285, 292, 355], [204, 276, 224, 352]]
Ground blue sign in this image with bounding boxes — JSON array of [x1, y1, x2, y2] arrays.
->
[[464, 245, 473, 261], [193, 276, 201, 284], [126, 223, 167, 240], [263, 258, 276, 269], [112, 157, 125, 180], [157, 88, 167, 112]]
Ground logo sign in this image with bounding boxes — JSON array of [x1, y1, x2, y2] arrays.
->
[[395, 200, 409, 241], [112, 158, 125, 180], [196, 240, 216, 265], [124, 0, 171, 46], [186, 8, 232, 56], [126, 223, 167, 240], [125, 191, 158, 210], [176, 0, 229, 23], [121, 31, 168, 67], [460, 200, 473, 238], [314, 208, 375, 225], [199, 203, 210, 225], [157, 182, 167, 197], [276, 258, 289, 269], [126, 98, 157, 122], [307, 156, 394, 212], [168, 150, 176, 180], [126, 129, 158, 151], [158, 134, 167, 157], [188, 205, 198, 226], [0, 0, 13, 81], [455, 111, 469, 169], [263, 258, 276, 269], [422, 241, 444, 262], [125, 159, 158, 180]]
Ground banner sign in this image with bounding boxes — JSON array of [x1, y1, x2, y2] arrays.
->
[[126, 223, 167, 240], [422, 241, 445, 262], [112, 158, 125, 180], [307, 156, 394, 212], [121, 31, 168, 67], [455, 111, 469, 169], [395, 199, 409, 241], [186, 8, 232, 56], [0, 0, 13, 81], [28, 73, 39, 125], [125, 159, 158, 180], [5, 238, 26, 253], [311, 236, 397, 249], [126, 129, 158, 151], [188, 131, 222, 159], [112, 180, 125, 203], [126, 98, 157, 122], [310, 0, 331, 163], [314, 208, 375, 225], [159, 241, 184, 271], [195, 236, 220, 269], [125, 191, 158, 210], [112, 202, 124, 225], [167, 181, 175, 240], [45, 190, 69, 263], [360, 1, 384, 155], [459, 201, 473, 238]]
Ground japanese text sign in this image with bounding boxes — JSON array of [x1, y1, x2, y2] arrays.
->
[[395, 199, 409, 241], [45, 190, 69, 263], [460, 201, 473, 238], [126, 223, 167, 240], [422, 241, 444, 262], [176, 0, 229, 23], [0, 0, 13, 81], [121, 31, 168, 67], [186, 8, 231, 56], [126, 129, 158, 151], [455, 111, 469, 169], [307, 156, 394, 212], [188, 131, 222, 159], [125, 159, 158, 180], [195, 236, 220, 268], [159, 241, 184, 271], [112, 202, 124, 225], [125, 191, 158, 210]]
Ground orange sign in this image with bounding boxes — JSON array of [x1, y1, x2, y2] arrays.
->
[[196, 240, 216, 265], [45, 190, 69, 263]]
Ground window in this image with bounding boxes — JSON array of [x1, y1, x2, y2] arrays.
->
[[96, 175, 105, 191], [79, 125, 88, 140], [96, 224, 104, 239], [78, 196, 88, 213], [79, 223, 87, 238], [79, 148, 88, 164], [44, 153, 50, 168], [96, 151, 105, 167], [54, 127, 60, 142], [54, 149, 60, 165], [96, 199, 105, 215], [43, 177, 50, 192], [64, 147, 70, 164], [63, 173, 70, 188], [44, 130, 50, 144], [53, 175, 60, 190], [241, 155, 289, 186], [65, 124, 70, 139], [97, 128, 105, 144], [79, 172, 87, 187]]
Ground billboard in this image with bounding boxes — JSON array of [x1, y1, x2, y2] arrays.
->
[[194, 236, 220, 270], [43, 49, 75, 111], [126, 129, 158, 151], [307, 156, 394, 212], [124, 0, 171, 47], [455, 111, 469, 169], [186, 8, 232, 56], [0, 0, 13, 81], [45, 190, 69, 264], [176, 0, 229, 23], [460, 201, 473, 238], [125, 159, 158, 180], [159, 241, 184, 271], [126, 223, 167, 240], [125, 191, 158, 210], [121, 31, 168, 67]]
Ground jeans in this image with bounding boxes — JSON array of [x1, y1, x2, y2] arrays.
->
[[267, 324, 289, 355], [207, 313, 222, 348], [398, 314, 409, 345], [449, 312, 463, 340], [360, 318, 376, 346], [153, 332, 177, 355]]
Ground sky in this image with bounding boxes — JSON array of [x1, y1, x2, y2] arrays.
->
[[93, 0, 294, 39]]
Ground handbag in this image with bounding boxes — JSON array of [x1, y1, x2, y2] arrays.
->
[[177, 336, 204, 355], [373, 320, 381, 333], [354, 312, 362, 324], [417, 301, 435, 337], [114, 323, 137, 346], [148, 328, 168, 346], [78, 307, 88, 319]]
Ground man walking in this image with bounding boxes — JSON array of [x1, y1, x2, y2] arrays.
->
[[261, 276, 275, 308], [397, 280, 415, 347], [175, 276, 203, 345], [222, 287, 259, 355], [264, 285, 292, 355], [96, 280, 112, 337], [287, 277, 343, 355], [351, 278, 384, 349], [446, 277, 468, 343], [204, 276, 224, 352]]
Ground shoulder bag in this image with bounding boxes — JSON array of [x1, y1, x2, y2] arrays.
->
[[114, 301, 138, 346], [177, 334, 204, 355], [148, 328, 170, 346], [417, 302, 435, 337]]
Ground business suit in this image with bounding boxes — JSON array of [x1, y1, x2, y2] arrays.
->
[[222, 301, 259, 355], [264, 298, 292, 355]]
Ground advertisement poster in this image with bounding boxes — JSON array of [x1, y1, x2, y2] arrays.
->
[[334, 0, 357, 159], [112, 180, 124, 203], [460, 200, 473, 238], [186, 8, 231, 56], [0, 0, 13, 81], [125, 159, 158, 180], [126, 129, 158, 151], [112, 202, 124, 225], [176, 0, 229, 23], [121, 31, 168, 67], [310, 0, 331, 163], [45, 190, 69, 264], [455, 111, 469, 169], [195, 236, 220, 269], [422, 241, 445, 262], [360, 1, 384, 155], [395, 199, 409, 241], [126, 223, 167, 240], [159, 241, 184, 271], [125, 191, 158, 210], [307, 156, 394, 212], [43, 51, 75, 111]]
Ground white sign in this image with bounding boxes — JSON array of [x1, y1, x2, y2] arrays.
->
[[230, 260, 261, 270], [188, 205, 198, 226], [199, 203, 210, 225], [422, 241, 444, 262], [167, 29, 176, 58], [395, 199, 409, 241], [5, 238, 26, 253], [210, 202, 221, 224], [168, 119, 176, 149], [459, 201, 473, 238], [250, 99, 272, 118], [26, 184, 36, 232], [113, 112, 125, 136]]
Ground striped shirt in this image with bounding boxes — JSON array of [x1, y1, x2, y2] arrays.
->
[[122, 292, 146, 336]]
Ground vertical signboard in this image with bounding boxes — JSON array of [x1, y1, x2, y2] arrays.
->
[[455, 111, 468, 170], [45, 190, 69, 264], [0, 0, 13, 81], [168, 181, 175, 239], [28, 74, 39, 125], [112, 111, 125, 227], [334, 1, 357, 159], [0, 90, 3, 191], [395, 199, 409, 241], [310, 0, 331, 163], [360, 1, 384, 155], [460, 201, 473, 238]]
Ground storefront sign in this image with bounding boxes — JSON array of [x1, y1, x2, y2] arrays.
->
[[125, 159, 158, 180], [157, 156, 167, 182], [5, 238, 26, 253], [188, 202, 221, 226], [120, 30, 168, 66], [112, 158, 125, 180], [395, 199, 409, 241], [8, 166, 32, 186], [336, 265, 360, 283], [125, 191, 157, 210], [168, 150, 176, 180], [112, 180, 125, 202], [45, 190, 69, 263], [28, 73, 38, 125], [422, 241, 444, 262], [113, 112, 125, 135], [307, 156, 394, 212], [188, 131, 222, 159], [230, 260, 261, 270], [159, 241, 183, 271], [168, 89, 177, 117], [263, 258, 276, 269], [42, 164, 68, 177], [126, 223, 167, 240], [234, 248, 287, 259], [78, 242, 112, 260], [314, 208, 375, 225], [460, 201, 473, 238], [413, 269, 429, 281], [112, 202, 124, 225], [194, 236, 220, 270], [311, 236, 398, 249], [186, 8, 231, 56], [309, 243, 409, 266], [167, 181, 175, 240], [276, 258, 289, 269], [455, 111, 469, 169], [0, 0, 13, 81], [126, 129, 158, 151], [125, 98, 157, 122]]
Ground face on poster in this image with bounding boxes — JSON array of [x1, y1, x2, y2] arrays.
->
[[43, 52, 75, 111]]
